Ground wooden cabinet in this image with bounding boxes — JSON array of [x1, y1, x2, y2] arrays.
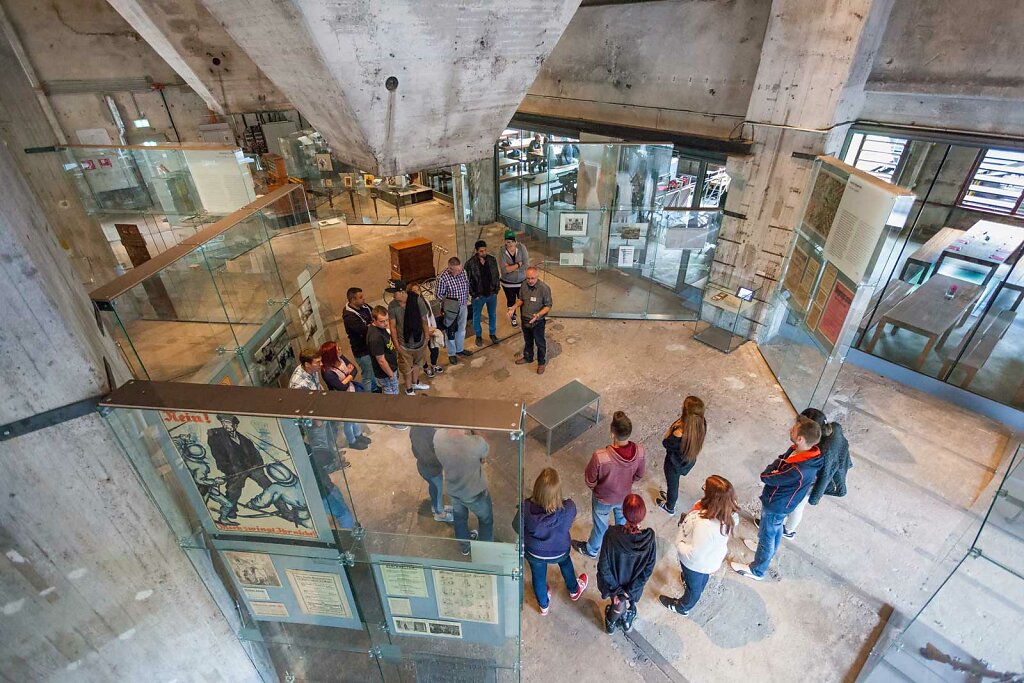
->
[[389, 237, 434, 284]]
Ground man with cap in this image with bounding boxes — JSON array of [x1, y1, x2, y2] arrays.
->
[[386, 279, 432, 396], [499, 229, 529, 328], [435, 256, 471, 364], [465, 239, 500, 346]]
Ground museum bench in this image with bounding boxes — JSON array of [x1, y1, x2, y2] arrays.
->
[[939, 308, 1016, 388]]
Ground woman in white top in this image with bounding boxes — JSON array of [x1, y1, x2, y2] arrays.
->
[[659, 475, 740, 616]]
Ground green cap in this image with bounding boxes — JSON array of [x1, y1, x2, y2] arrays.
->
[[503, 229, 516, 240]]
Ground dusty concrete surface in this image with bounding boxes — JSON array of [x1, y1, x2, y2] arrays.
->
[[419, 317, 1008, 682]]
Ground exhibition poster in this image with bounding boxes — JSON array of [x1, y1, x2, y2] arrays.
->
[[250, 602, 289, 617], [393, 617, 463, 639], [224, 551, 282, 587], [433, 569, 499, 624], [803, 169, 846, 240], [381, 564, 429, 598], [823, 175, 897, 284], [387, 597, 413, 616], [783, 244, 810, 296], [162, 411, 319, 539], [818, 281, 855, 347], [286, 569, 352, 619], [805, 263, 839, 331]]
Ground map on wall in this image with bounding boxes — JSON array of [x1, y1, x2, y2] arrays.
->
[[803, 169, 846, 240], [162, 411, 318, 539]]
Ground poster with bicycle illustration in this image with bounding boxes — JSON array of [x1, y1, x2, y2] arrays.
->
[[161, 410, 325, 540]]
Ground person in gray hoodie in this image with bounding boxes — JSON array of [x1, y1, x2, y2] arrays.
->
[[499, 229, 529, 327]]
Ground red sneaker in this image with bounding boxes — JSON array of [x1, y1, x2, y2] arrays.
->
[[569, 573, 589, 601]]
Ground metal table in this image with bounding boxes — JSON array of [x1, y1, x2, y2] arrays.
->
[[525, 380, 601, 456]]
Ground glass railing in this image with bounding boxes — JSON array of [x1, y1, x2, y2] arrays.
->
[[89, 184, 323, 385], [100, 380, 524, 682], [857, 444, 1023, 681]]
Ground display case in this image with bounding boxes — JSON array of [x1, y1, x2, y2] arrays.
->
[[693, 276, 760, 352], [100, 380, 524, 682], [89, 184, 324, 386]]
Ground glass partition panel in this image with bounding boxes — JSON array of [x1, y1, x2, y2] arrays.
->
[[99, 382, 524, 683]]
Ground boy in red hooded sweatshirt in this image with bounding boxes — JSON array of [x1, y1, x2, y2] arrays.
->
[[572, 411, 646, 558], [732, 416, 822, 581]]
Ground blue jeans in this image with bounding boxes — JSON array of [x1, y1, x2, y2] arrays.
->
[[586, 496, 626, 556], [325, 486, 355, 529], [679, 563, 710, 611], [378, 374, 399, 395], [472, 294, 497, 338], [751, 509, 787, 576], [445, 304, 468, 356], [342, 421, 362, 445], [416, 462, 444, 514], [355, 354, 377, 392], [452, 490, 493, 551], [526, 551, 579, 609]]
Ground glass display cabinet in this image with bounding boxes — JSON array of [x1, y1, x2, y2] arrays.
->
[[693, 276, 760, 352], [89, 184, 325, 386], [101, 380, 524, 682]]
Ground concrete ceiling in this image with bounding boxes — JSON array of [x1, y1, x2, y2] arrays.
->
[[192, 0, 582, 174]]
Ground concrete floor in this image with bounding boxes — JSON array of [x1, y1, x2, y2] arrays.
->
[[427, 321, 1011, 683]]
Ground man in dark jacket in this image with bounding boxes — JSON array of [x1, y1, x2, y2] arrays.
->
[[733, 416, 822, 581], [597, 494, 656, 633], [465, 240, 500, 346], [207, 414, 272, 525], [784, 409, 853, 539], [410, 426, 452, 523], [342, 287, 377, 392]]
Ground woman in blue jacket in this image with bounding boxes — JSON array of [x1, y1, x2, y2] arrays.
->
[[517, 468, 588, 615]]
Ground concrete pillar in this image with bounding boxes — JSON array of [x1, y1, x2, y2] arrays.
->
[[0, 13, 119, 286], [0, 140, 265, 680], [714, 0, 895, 330]]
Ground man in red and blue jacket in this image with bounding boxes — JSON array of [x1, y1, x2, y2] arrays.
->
[[733, 416, 822, 580]]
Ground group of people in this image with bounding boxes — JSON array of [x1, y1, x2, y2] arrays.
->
[[336, 229, 551, 393], [517, 399, 852, 633]]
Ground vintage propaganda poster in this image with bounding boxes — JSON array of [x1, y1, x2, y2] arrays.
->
[[286, 569, 352, 619], [806, 263, 839, 332], [381, 564, 429, 598], [162, 411, 318, 538], [433, 569, 499, 624], [224, 551, 282, 587], [818, 281, 855, 348], [803, 169, 846, 240]]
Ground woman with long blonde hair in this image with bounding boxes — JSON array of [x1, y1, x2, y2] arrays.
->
[[515, 468, 587, 615], [657, 396, 707, 515], [660, 475, 740, 615]]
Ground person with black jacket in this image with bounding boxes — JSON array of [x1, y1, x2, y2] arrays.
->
[[342, 287, 377, 392], [597, 493, 657, 634], [657, 396, 707, 515], [466, 240, 501, 346], [784, 408, 852, 538]]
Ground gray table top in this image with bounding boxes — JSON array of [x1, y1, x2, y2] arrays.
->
[[883, 274, 981, 337], [526, 380, 599, 429]]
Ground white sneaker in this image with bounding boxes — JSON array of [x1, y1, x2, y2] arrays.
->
[[730, 562, 764, 581], [412, 383, 431, 391], [433, 511, 454, 523]]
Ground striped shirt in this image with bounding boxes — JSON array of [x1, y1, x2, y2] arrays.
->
[[435, 268, 470, 304]]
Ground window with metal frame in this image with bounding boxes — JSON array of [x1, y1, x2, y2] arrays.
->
[[958, 147, 1024, 217], [842, 133, 907, 183]]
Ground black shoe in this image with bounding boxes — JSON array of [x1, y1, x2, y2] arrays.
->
[[348, 441, 368, 450], [355, 435, 372, 446], [449, 355, 459, 365], [571, 540, 597, 558], [511, 314, 518, 328], [656, 499, 676, 515], [659, 595, 690, 616], [605, 616, 618, 634], [622, 606, 637, 633], [458, 350, 471, 357], [474, 336, 484, 347]]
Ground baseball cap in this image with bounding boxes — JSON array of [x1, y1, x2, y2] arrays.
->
[[503, 229, 516, 240], [385, 279, 407, 293]]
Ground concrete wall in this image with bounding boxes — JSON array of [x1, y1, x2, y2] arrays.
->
[[0, 136, 264, 681], [521, 0, 771, 139], [863, 0, 1024, 136]]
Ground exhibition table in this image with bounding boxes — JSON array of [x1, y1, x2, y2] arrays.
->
[[864, 274, 982, 369], [935, 220, 1024, 285]]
